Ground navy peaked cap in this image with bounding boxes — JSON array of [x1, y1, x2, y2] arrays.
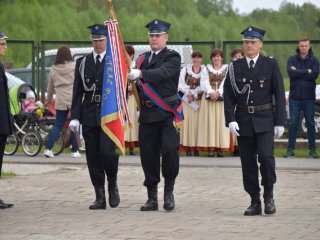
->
[[241, 26, 266, 41], [145, 19, 171, 34], [0, 31, 8, 40], [88, 24, 108, 40]]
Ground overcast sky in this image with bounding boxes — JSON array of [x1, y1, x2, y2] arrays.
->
[[233, 0, 320, 14]]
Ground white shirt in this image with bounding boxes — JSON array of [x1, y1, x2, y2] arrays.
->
[[245, 54, 259, 68], [93, 50, 106, 63]]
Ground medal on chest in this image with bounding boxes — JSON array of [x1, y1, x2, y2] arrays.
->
[[259, 79, 264, 88]]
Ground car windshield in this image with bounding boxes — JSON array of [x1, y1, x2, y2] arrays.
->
[[5, 72, 26, 89], [8, 68, 50, 89]]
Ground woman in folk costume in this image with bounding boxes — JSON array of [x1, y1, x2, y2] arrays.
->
[[124, 45, 139, 155], [178, 51, 207, 156], [197, 48, 233, 157]]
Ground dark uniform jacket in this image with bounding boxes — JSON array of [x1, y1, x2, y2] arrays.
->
[[0, 63, 13, 135], [287, 48, 319, 100], [137, 47, 181, 123], [224, 55, 286, 137], [71, 53, 104, 126]]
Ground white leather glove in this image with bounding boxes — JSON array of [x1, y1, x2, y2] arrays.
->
[[274, 126, 284, 139], [229, 121, 240, 136], [127, 69, 141, 80], [69, 119, 80, 132]]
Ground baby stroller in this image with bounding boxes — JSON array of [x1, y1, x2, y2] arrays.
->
[[5, 82, 65, 157]]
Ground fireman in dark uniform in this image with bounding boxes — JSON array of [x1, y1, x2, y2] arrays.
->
[[0, 31, 14, 209], [224, 26, 286, 216], [128, 19, 181, 211], [70, 24, 120, 210]]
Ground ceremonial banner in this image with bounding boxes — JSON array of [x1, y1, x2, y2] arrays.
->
[[101, 19, 129, 155]]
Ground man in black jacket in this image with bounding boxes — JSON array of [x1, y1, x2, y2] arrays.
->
[[0, 31, 14, 209], [70, 24, 120, 210], [284, 38, 319, 159], [128, 19, 181, 211], [224, 26, 286, 216]]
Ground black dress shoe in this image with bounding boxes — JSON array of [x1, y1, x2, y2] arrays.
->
[[89, 199, 106, 210], [140, 199, 158, 211], [208, 151, 214, 157], [129, 150, 136, 155], [264, 198, 276, 214], [0, 199, 13, 208], [109, 184, 120, 208], [0, 203, 8, 209], [216, 151, 224, 157], [244, 202, 262, 216], [163, 193, 175, 211], [193, 151, 199, 156]]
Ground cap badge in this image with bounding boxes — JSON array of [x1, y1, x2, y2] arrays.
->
[[154, 20, 158, 24], [248, 27, 252, 31], [95, 25, 99, 30]]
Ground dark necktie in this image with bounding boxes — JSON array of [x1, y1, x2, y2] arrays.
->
[[249, 60, 254, 70], [149, 52, 156, 63], [96, 54, 101, 68]]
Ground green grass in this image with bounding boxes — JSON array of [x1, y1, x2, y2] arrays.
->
[[1, 171, 17, 177], [122, 147, 310, 158], [9, 144, 313, 158], [275, 148, 311, 158]]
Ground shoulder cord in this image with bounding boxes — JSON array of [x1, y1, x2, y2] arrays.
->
[[228, 62, 250, 106], [79, 56, 96, 102]]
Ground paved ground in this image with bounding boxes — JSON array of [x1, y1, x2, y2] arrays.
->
[[1, 153, 320, 240]]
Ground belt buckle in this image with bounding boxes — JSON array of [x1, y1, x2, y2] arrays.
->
[[94, 95, 101, 103], [145, 100, 153, 107], [247, 106, 254, 114]]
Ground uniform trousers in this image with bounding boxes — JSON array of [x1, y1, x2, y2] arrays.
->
[[0, 134, 8, 175], [82, 125, 119, 187], [237, 131, 276, 196], [139, 119, 180, 188]]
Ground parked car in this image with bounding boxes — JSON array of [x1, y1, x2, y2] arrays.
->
[[8, 67, 50, 88], [26, 45, 193, 68], [284, 85, 320, 138], [26, 47, 93, 68], [5, 71, 26, 89]]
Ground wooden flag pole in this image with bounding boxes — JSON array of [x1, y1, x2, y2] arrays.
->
[[106, 0, 142, 110], [107, 0, 130, 71]]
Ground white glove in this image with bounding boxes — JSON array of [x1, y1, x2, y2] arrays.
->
[[274, 126, 284, 139], [69, 119, 80, 132], [127, 69, 141, 80], [229, 121, 240, 136]]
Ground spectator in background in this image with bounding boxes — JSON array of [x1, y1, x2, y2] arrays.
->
[[124, 45, 139, 155], [0, 31, 14, 209], [2, 61, 13, 71], [21, 90, 44, 117], [197, 48, 231, 157], [230, 48, 244, 61], [44, 45, 81, 158], [284, 38, 319, 158], [178, 50, 206, 156]]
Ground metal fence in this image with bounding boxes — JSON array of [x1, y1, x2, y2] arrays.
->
[[3, 39, 320, 101]]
